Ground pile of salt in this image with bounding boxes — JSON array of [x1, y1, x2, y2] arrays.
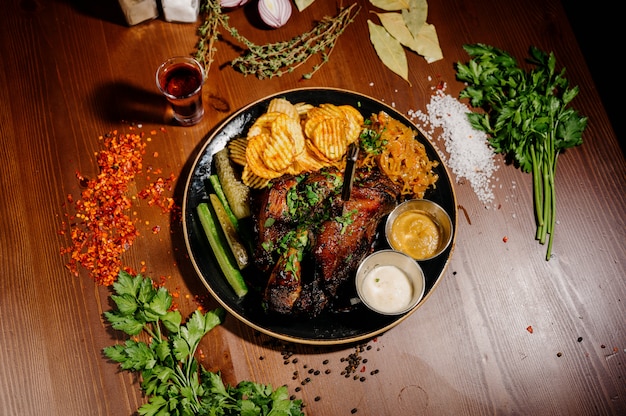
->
[[162, 0, 200, 23]]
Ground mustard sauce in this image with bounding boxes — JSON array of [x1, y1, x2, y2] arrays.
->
[[389, 210, 441, 260]]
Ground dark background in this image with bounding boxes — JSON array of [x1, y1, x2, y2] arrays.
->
[[562, 3, 622, 152]]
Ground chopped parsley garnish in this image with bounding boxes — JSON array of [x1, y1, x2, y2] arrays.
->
[[335, 209, 358, 234], [359, 118, 387, 155]]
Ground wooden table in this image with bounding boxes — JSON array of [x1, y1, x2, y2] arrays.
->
[[1, 0, 624, 415]]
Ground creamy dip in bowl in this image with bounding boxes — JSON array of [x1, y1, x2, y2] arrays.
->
[[355, 250, 425, 315]]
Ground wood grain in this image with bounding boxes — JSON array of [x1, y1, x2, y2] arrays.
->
[[1, 0, 624, 415]]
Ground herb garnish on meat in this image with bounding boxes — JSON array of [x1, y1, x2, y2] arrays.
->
[[359, 118, 387, 155]]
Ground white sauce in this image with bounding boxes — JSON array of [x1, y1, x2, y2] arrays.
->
[[360, 265, 414, 313]]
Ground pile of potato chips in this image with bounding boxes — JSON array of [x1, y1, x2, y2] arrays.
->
[[228, 98, 364, 188]]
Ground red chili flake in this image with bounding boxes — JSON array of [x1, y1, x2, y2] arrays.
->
[[152, 225, 161, 234], [60, 131, 145, 285], [137, 173, 177, 213], [60, 129, 176, 286], [503, 236, 509, 243], [360, 366, 366, 373], [526, 326, 533, 334], [436, 80, 445, 90]]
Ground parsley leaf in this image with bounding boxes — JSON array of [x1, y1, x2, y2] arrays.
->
[[456, 43, 587, 260], [103, 271, 304, 416]]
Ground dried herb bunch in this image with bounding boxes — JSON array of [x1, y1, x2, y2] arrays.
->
[[195, 0, 360, 79]]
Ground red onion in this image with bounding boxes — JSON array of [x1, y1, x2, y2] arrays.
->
[[258, 0, 292, 28], [220, 0, 249, 8]]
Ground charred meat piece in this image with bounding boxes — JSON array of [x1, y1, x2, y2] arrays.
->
[[264, 227, 308, 314], [251, 169, 342, 272], [251, 175, 299, 272], [310, 169, 400, 299], [292, 276, 329, 317], [255, 167, 402, 317], [294, 169, 343, 222]]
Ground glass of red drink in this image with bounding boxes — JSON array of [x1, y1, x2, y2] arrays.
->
[[156, 56, 205, 126]]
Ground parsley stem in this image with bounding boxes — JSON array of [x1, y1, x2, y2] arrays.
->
[[531, 146, 543, 234], [456, 44, 586, 261], [545, 152, 559, 260], [539, 162, 552, 244]]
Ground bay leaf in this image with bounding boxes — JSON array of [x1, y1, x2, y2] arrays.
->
[[376, 12, 418, 50], [414, 23, 443, 63], [367, 20, 410, 84], [294, 0, 315, 12], [369, 0, 410, 11], [402, 0, 428, 39]]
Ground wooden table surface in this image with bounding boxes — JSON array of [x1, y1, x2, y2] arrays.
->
[[1, 0, 624, 415]]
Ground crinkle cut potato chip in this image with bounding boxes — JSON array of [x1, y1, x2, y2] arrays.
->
[[311, 117, 348, 161], [262, 115, 298, 172], [267, 97, 300, 120], [237, 98, 367, 188], [245, 133, 285, 180], [242, 165, 270, 189], [247, 112, 280, 138], [228, 138, 248, 166], [338, 105, 364, 143], [303, 104, 346, 138], [303, 103, 364, 150], [294, 147, 328, 172], [294, 102, 314, 116], [272, 113, 305, 157]]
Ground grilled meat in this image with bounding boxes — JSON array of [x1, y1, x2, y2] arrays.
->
[[251, 175, 299, 273], [264, 227, 308, 314], [252, 167, 401, 316], [311, 169, 399, 298]]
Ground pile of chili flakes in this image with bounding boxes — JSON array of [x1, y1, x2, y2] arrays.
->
[[59, 128, 176, 286]]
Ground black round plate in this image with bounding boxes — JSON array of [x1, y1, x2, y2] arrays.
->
[[182, 88, 457, 345]]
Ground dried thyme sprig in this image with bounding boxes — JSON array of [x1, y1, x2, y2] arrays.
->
[[195, 1, 360, 80], [195, 0, 222, 72]]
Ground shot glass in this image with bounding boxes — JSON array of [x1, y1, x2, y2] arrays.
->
[[156, 56, 205, 126]]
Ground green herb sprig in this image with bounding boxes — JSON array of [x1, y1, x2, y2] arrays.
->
[[359, 118, 387, 155], [103, 270, 304, 416], [195, 0, 360, 79], [456, 43, 587, 260]]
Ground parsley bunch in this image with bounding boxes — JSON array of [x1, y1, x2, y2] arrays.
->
[[456, 44, 587, 260], [103, 271, 304, 416]]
